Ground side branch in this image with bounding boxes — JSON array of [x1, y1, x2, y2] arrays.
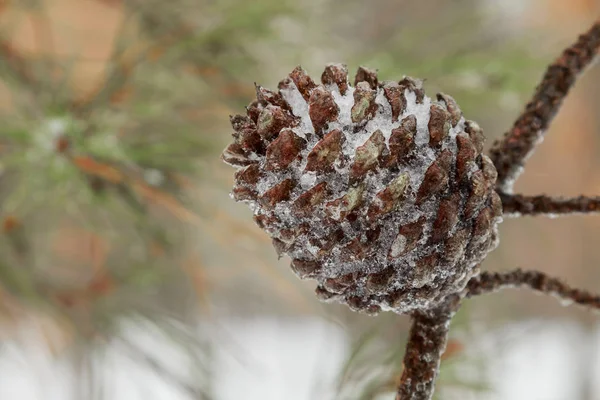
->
[[396, 295, 461, 400], [489, 20, 600, 192], [465, 270, 600, 312], [499, 192, 600, 217]]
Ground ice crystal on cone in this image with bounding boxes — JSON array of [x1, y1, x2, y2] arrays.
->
[[222, 64, 502, 315]]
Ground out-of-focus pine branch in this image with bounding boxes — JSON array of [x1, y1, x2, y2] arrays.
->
[[0, 0, 297, 342]]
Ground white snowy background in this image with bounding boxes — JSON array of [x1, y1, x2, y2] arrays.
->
[[2, 316, 600, 400]]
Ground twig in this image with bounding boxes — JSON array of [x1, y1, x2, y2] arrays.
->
[[465, 269, 600, 312], [396, 295, 461, 400], [489, 20, 600, 192], [499, 192, 600, 217]]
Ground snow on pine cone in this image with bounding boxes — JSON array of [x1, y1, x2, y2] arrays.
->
[[222, 65, 502, 315]]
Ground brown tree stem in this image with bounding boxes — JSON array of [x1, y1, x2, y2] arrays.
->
[[500, 192, 600, 217], [396, 295, 461, 400], [465, 270, 600, 312], [489, 20, 600, 192]]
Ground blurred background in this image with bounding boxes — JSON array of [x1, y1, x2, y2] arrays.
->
[[0, 0, 599, 399]]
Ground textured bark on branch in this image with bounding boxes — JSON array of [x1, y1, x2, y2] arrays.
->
[[499, 192, 600, 217], [489, 20, 600, 192], [465, 269, 600, 312], [396, 295, 461, 400]]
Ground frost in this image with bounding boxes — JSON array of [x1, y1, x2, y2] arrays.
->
[[256, 172, 282, 195], [327, 202, 343, 221], [330, 86, 355, 133], [390, 235, 407, 258], [404, 90, 431, 146], [306, 241, 320, 256], [279, 80, 313, 138], [300, 171, 317, 189]]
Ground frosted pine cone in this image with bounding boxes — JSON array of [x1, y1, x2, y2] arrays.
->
[[222, 65, 502, 315]]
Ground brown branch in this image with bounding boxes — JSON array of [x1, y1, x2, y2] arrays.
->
[[465, 270, 600, 312], [396, 295, 461, 400], [499, 192, 600, 217], [489, 20, 600, 192]]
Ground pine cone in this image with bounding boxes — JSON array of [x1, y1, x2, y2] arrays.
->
[[222, 65, 502, 315]]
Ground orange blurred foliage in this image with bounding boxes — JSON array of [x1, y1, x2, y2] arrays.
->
[[2, 215, 20, 233], [72, 156, 124, 184]]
